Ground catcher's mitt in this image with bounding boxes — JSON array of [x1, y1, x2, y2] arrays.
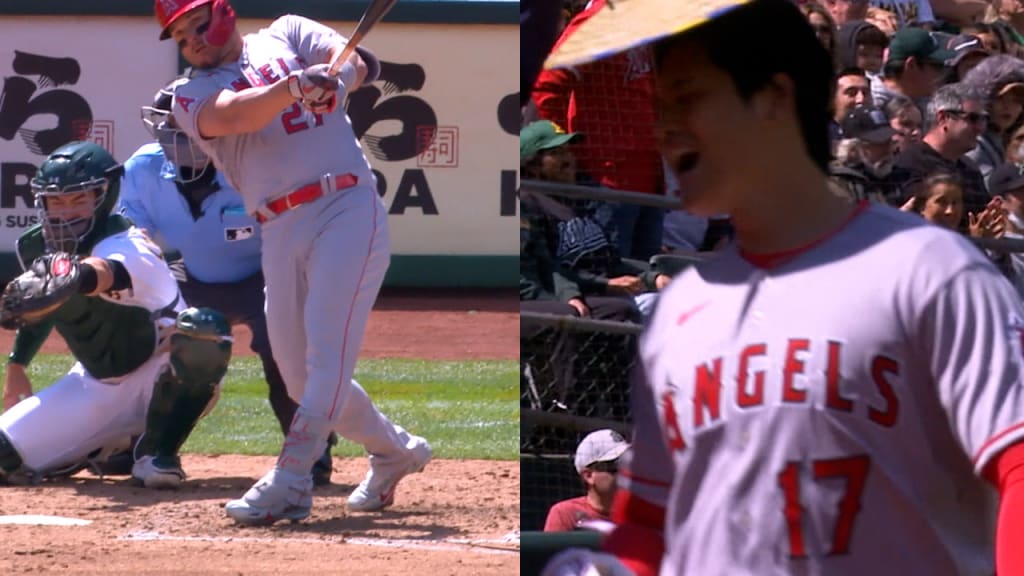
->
[[0, 252, 81, 330]]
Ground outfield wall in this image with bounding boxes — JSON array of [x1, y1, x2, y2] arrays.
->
[[0, 1, 518, 287]]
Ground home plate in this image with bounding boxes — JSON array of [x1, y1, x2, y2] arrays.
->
[[0, 515, 92, 526]]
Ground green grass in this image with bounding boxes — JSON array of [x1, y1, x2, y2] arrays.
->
[[10, 355, 518, 461]]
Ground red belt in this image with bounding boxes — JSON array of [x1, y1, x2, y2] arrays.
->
[[254, 173, 358, 223]]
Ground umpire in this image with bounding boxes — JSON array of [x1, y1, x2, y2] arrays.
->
[[117, 79, 334, 485]]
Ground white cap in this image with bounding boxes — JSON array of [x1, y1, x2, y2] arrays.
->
[[574, 429, 630, 474]]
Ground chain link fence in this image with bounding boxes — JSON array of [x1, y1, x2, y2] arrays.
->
[[520, 311, 641, 531]]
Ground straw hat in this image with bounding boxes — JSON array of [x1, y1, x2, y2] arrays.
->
[[544, 0, 753, 69]]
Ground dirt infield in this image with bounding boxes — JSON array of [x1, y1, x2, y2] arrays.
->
[[0, 288, 520, 575]]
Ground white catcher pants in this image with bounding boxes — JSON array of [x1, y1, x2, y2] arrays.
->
[[0, 351, 169, 473]]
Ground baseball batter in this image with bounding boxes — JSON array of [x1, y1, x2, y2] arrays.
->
[[117, 78, 334, 486], [542, 1, 1024, 575], [154, 0, 431, 525], [0, 141, 232, 489]]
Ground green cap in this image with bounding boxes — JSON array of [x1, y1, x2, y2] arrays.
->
[[520, 120, 581, 159], [887, 27, 957, 65]]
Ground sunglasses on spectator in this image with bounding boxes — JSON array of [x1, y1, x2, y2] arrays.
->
[[944, 110, 989, 125], [588, 460, 619, 473]]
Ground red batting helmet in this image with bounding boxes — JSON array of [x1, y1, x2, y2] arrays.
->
[[155, 0, 236, 46]]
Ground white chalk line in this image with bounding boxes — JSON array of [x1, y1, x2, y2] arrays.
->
[[120, 530, 520, 555]]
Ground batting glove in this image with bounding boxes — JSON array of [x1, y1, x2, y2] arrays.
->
[[287, 64, 341, 106]]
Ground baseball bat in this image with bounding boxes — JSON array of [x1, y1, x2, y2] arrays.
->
[[326, 0, 398, 77]]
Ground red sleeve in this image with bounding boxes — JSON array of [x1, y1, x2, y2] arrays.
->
[[601, 490, 666, 576], [530, 66, 573, 126], [987, 442, 1024, 575]]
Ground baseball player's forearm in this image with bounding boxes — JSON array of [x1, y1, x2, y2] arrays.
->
[[325, 46, 368, 91], [196, 83, 296, 138], [2, 362, 32, 410], [7, 320, 51, 368], [77, 258, 132, 296]]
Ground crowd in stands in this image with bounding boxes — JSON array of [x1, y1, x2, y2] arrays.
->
[[522, 0, 1024, 328], [522, 0, 1024, 531]]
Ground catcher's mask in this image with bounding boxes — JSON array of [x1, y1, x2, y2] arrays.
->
[[31, 141, 122, 254], [141, 77, 212, 184]]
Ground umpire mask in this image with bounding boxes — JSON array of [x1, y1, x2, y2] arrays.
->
[[154, 122, 212, 184], [141, 78, 211, 185]]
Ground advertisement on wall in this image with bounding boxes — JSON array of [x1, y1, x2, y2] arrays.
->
[[302, 19, 519, 255], [0, 18, 176, 249], [0, 16, 517, 262]]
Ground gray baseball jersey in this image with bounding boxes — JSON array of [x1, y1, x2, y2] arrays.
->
[[171, 14, 377, 215], [168, 13, 415, 478], [626, 203, 1024, 575]]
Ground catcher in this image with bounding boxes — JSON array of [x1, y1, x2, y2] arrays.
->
[[0, 141, 233, 489]]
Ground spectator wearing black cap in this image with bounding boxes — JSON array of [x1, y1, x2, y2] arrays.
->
[[895, 82, 990, 218], [990, 162, 1024, 298], [872, 27, 956, 112], [945, 34, 990, 83], [962, 21, 1010, 55], [962, 54, 1024, 182], [831, 105, 910, 204], [981, 2, 1024, 56]]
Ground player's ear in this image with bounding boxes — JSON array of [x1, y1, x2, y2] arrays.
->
[[751, 73, 795, 122]]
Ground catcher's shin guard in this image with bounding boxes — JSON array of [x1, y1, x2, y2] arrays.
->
[[136, 307, 232, 461], [0, 432, 23, 473]]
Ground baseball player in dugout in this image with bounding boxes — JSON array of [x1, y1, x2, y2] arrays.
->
[[154, 0, 431, 525], [542, 1, 1024, 575], [0, 141, 233, 489], [116, 79, 334, 486]]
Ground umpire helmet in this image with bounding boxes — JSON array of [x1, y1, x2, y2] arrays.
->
[[31, 141, 122, 254], [141, 77, 212, 183]]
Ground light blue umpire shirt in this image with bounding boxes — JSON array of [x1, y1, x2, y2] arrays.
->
[[117, 142, 263, 283]]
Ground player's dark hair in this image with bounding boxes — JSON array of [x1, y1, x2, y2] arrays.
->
[[836, 67, 868, 80], [856, 24, 889, 49], [910, 172, 962, 213], [653, 0, 833, 172]]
